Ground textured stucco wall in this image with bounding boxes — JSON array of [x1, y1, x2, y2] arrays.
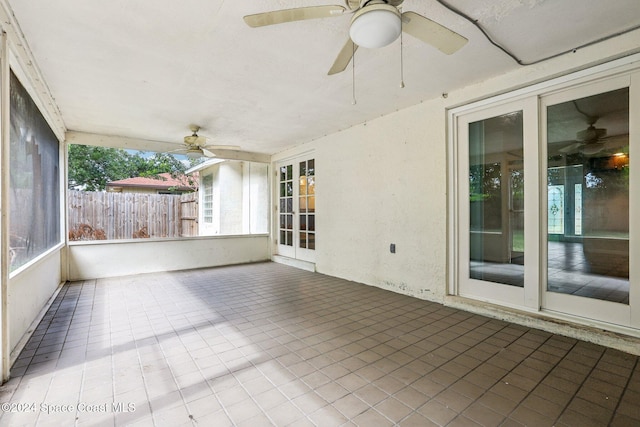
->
[[271, 29, 640, 307]]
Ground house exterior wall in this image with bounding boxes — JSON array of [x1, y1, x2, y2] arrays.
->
[[272, 30, 640, 348], [198, 161, 269, 236], [244, 162, 269, 234], [106, 187, 160, 194], [219, 162, 244, 234], [273, 101, 446, 301]]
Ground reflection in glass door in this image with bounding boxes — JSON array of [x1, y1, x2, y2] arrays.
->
[[546, 87, 630, 304], [299, 159, 315, 251], [468, 111, 524, 287], [509, 165, 525, 266], [454, 69, 638, 331], [457, 98, 535, 309]]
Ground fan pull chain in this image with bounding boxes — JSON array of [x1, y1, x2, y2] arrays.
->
[[400, 13, 405, 89], [352, 41, 357, 105]]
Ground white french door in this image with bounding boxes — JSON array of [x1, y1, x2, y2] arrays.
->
[[276, 156, 316, 263]]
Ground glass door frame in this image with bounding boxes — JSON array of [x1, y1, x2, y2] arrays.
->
[[454, 96, 540, 310], [276, 161, 296, 259], [540, 73, 637, 328], [449, 57, 640, 332], [274, 154, 316, 264]]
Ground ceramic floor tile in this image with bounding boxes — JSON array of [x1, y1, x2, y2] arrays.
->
[[0, 262, 637, 427]]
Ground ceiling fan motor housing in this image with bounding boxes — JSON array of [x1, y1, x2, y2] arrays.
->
[[577, 125, 606, 142]]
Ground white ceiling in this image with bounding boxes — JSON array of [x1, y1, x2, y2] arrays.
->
[[7, 0, 640, 154]]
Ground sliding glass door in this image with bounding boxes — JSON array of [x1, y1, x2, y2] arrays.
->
[[453, 68, 638, 331], [541, 77, 634, 325], [456, 98, 539, 308]]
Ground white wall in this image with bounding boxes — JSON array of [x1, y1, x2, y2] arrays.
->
[[273, 101, 447, 301], [245, 162, 269, 234], [219, 162, 244, 234], [67, 236, 269, 280], [9, 248, 63, 356], [272, 29, 640, 305], [199, 161, 269, 236]]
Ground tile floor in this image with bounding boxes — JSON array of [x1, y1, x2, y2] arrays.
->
[[0, 262, 638, 426]]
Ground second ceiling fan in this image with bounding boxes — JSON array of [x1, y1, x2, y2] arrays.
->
[[244, 0, 468, 75]]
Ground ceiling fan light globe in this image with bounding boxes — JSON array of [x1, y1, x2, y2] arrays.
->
[[185, 150, 202, 159], [350, 5, 401, 49], [581, 144, 603, 156]]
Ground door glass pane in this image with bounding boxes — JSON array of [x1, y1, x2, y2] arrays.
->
[[300, 175, 307, 195], [469, 111, 524, 287], [298, 159, 316, 251], [547, 88, 629, 303], [279, 163, 294, 247], [308, 176, 315, 195]]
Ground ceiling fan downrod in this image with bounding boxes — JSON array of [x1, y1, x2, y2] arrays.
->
[[352, 41, 357, 105]]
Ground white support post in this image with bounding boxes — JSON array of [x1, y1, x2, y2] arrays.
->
[[0, 29, 11, 383]]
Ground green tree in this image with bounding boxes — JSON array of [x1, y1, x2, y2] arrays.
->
[[68, 145, 133, 191], [68, 145, 202, 191]]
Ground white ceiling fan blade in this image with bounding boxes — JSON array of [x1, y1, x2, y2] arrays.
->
[[244, 5, 346, 28], [328, 37, 358, 75], [401, 11, 468, 55], [558, 142, 583, 153], [167, 148, 188, 155], [201, 148, 217, 158], [203, 144, 240, 150]]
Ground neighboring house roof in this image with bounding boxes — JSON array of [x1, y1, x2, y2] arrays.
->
[[107, 173, 197, 191]]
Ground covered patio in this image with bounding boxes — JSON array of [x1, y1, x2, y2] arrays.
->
[[1, 262, 638, 426], [2, 1, 640, 425]]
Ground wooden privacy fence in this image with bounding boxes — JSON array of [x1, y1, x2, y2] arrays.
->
[[68, 190, 198, 240], [180, 192, 198, 237]]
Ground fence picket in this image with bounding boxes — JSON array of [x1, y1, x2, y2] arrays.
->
[[68, 190, 198, 240]]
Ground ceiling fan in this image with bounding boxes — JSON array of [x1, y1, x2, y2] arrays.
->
[[243, 0, 468, 75], [171, 125, 239, 159], [559, 117, 609, 156]]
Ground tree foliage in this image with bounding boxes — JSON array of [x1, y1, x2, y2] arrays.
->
[[68, 144, 202, 191]]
